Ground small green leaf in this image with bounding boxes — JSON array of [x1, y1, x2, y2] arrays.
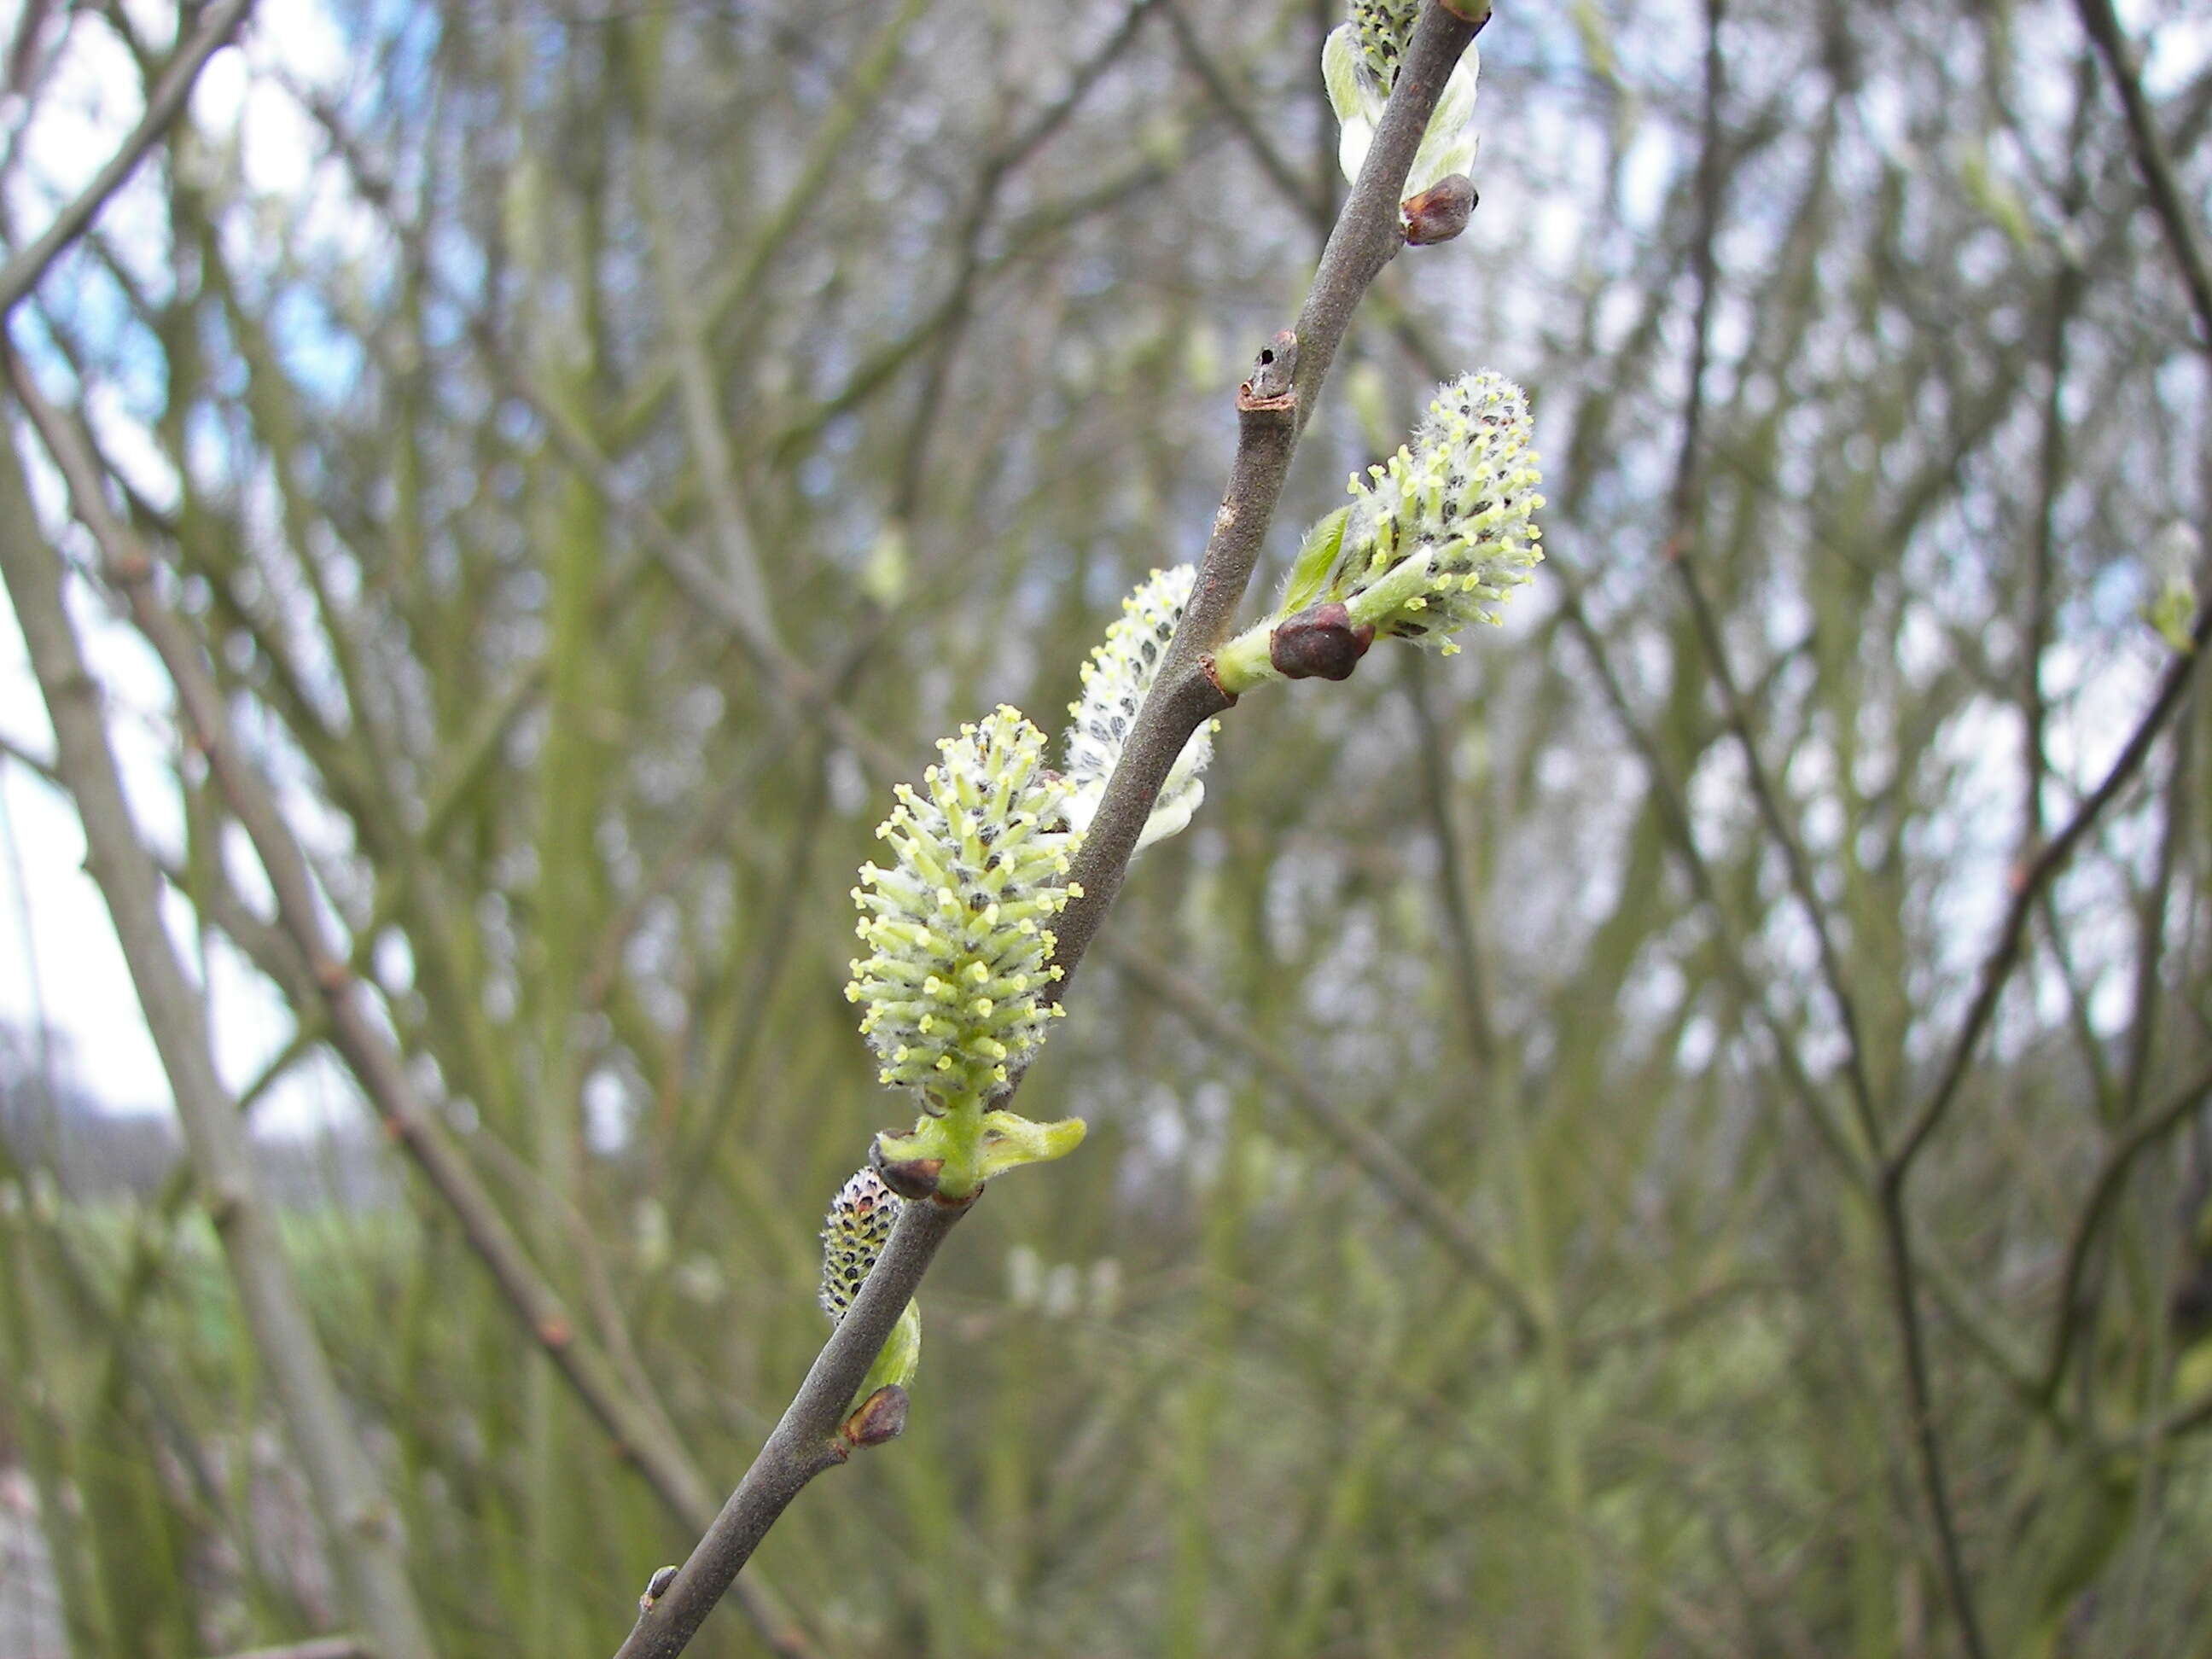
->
[[1281, 506, 1351, 615], [976, 1111, 1087, 1179]]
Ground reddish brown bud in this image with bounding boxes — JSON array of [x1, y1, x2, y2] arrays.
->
[[841, 1384, 911, 1448], [870, 1137, 944, 1201], [637, 1565, 679, 1615], [1402, 174, 1476, 247], [1269, 602, 1376, 681]]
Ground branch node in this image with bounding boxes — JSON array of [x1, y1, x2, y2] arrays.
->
[[105, 550, 153, 586], [1238, 329, 1299, 410], [202, 1181, 247, 1231]]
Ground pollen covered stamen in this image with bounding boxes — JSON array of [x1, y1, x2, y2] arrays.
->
[[1330, 371, 1545, 655], [847, 705, 1078, 1099]]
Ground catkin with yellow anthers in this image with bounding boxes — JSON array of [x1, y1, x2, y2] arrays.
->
[[1348, 0, 1420, 85], [1333, 371, 1545, 655], [847, 705, 1079, 1102]]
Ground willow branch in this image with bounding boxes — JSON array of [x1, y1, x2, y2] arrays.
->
[[0, 427, 436, 1659], [1052, 0, 1487, 987], [2071, 0, 2212, 352], [2, 349, 816, 1659], [614, 6, 1487, 1653]]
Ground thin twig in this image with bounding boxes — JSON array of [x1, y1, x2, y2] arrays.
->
[[2071, 0, 2212, 352], [1103, 936, 1540, 1342], [1403, 661, 1497, 1067], [1161, 0, 1327, 219], [2038, 1059, 2212, 1401], [0, 427, 436, 1659], [1551, 575, 1867, 1180], [2, 349, 818, 1659], [206, 1640, 374, 1659], [1656, 0, 1879, 1144], [0, 0, 254, 317], [1668, 560, 1879, 1141], [1891, 598, 2212, 1173]]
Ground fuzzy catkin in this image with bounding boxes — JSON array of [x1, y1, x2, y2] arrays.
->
[[1064, 565, 1214, 853], [1334, 371, 1544, 651], [847, 706, 1077, 1103], [820, 1167, 901, 1322]]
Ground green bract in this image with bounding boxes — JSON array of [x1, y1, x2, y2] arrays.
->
[[847, 705, 1078, 1103]]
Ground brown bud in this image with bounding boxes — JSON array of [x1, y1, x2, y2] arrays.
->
[[870, 1137, 944, 1201], [841, 1384, 911, 1448], [1269, 602, 1376, 682], [638, 1565, 679, 1615], [1402, 174, 1476, 247]]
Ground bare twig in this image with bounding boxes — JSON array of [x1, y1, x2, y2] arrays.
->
[[2038, 1059, 2212, 1401], [2071, 0, 2212, 352], [1552, 574, 1868, 1181], [0, 432, 436, 1659], [1403, 661, 1497, 1067], [1161, 0, 1327, 219], [207, 1640, 375, 1659], [2, 349, 818, 1659], [1104, 937, 1540, 1342], [0, 0, 254, 317], [1891, 597, 2212, 1173]]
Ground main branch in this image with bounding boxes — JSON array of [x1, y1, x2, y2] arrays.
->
[[615, 4, 1488, 1653]]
